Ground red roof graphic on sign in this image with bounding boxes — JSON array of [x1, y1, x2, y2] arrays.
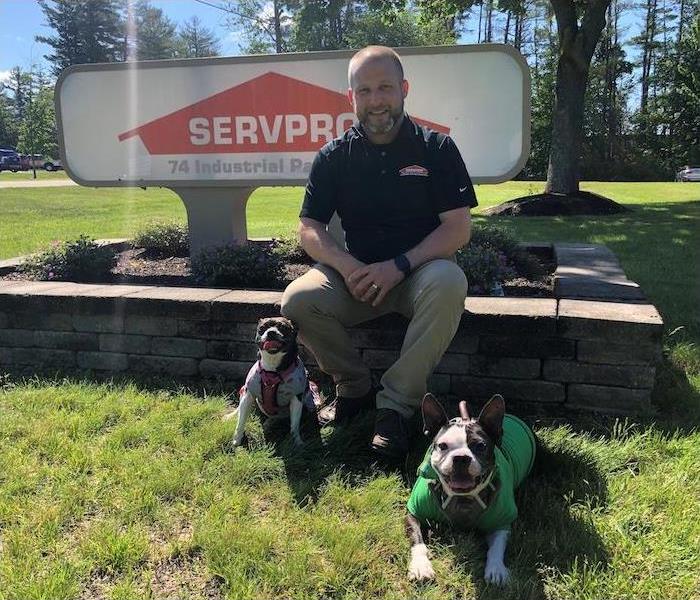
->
[[118, 72, 449, 154]]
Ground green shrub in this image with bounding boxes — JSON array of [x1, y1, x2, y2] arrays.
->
[[269, 237, 313, 265], [132, 221, 189, 257], [19, 235, 117, 282], [469, 224, 546, 280], [192, 242, 284, 288], [456, 243, 517, 294]]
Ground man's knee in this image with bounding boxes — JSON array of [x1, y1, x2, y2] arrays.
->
[[280, 278, 315, 322], [418, 259, 468, 301]]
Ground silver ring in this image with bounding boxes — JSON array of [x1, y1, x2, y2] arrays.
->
[[370, 283, 379, 291]]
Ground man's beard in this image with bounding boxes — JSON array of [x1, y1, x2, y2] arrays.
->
[[360, 103, 404, 135]]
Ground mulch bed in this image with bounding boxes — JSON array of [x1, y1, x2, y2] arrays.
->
[[1, 247, 555, 297]]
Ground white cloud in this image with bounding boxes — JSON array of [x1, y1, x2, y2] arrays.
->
[[0, 70, 11, 84]]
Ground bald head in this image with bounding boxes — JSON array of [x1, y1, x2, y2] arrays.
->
[[348, 46, 404, 88]]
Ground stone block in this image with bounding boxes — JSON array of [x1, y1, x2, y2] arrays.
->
[[567, 384, 651, 414], [100, 334, 151, 354], [178, 320, 257, 340], [435, 353, 470, 375], [446, 335, 480, 354], [207, 340, 259, 362], [462, 298, 557, 335], [151, 337, 207, 358], [470, 355, 541, 379], [363, 349, 399, 369], [349, 328, 406, 349], [125, 316, 178, 337], [211, 290, 283, 322], [11, 347, 75, 368], [428, 373, 451, 395], [0, 347, 11, 365], [451, 376, 565, 403], [543, 360, 655, 389], [0, 329, 36, 348], [73, 314, 124, 334], [128, 355, 199, 377], [577, 340, 661, 365], [554, 276, 646, 302], [8, 312, 73, 331], [558, 300, 663, 343], [35, 331, 98, 351], [122, 287, 223, 320], [77, 351, 128, 371], [479, 335, 575, 359], [199, 359, 252, 380], [553, 243, 622, 276]]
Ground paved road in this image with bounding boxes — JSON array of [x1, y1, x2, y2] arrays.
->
[[0, 178, 78, 188]]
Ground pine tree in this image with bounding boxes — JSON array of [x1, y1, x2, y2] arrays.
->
[[36, 0, 123, 75], [132, 0, 178, 60], [177, 16, 221, 58]]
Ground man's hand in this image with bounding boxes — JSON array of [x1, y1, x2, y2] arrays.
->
[[347, 260, 404, 306]]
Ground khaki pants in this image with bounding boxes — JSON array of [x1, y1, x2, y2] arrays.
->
[[280, 259, 468, 418]]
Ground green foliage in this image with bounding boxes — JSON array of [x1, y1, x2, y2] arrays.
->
[[132, 0, 179, 60], [456, 243, 516, 294], [18, 234, 117, 282], [36, 0, 124, 75], [269, 236, 313, 265], [192, 241, 284, 288], [132, 220, 189, 257], [176, 15, 220, 58]]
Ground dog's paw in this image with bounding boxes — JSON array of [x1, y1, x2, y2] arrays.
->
[[408, 544, 435, 582], [484, 562, 510, 586]]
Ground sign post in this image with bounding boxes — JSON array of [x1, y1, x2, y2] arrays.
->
[[55, 45, 530, 258]]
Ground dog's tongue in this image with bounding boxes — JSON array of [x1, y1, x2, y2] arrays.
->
[[262, 340, 282, 351], [449, 475, 476, 493]]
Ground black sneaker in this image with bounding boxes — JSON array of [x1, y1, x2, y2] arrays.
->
[[371, 408, 409, 459], [318, 387, 376, 426]]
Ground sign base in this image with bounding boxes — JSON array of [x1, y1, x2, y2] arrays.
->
[[173, 187, 253, 260]]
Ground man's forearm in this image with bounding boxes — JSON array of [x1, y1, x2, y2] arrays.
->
[[404, 211, 471, 271], [298, 218, 363, 279]]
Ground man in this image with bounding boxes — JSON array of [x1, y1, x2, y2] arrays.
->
[[281, 45, 477, 459]]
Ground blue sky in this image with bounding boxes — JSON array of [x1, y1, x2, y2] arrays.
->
[[0, 0, 242, 80]]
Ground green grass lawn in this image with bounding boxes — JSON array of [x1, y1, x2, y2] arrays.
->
[[1, 181, 699, 599], [0, 170, 71, 181]]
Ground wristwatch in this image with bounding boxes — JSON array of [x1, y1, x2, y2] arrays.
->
[[394, 253, 412, 278]]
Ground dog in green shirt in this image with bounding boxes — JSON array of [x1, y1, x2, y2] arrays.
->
[[406, 393, 536, 586]]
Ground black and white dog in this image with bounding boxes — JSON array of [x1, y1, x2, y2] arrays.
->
[[231, 316, 318, 448], [405, 393, 536, 586]]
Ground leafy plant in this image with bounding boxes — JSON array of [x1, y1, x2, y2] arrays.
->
[[18, 235, 117, 282], [456, 243, 517, 295], [469, 224, 546, 281], [268, 237, 313, 265], [192, 242, 284, 288], [132, 221, 189, 257]]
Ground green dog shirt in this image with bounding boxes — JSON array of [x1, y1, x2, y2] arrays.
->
[[407, 414, 536, 532]]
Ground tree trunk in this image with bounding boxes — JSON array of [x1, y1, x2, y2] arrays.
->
[[546, 0, 611, 195], [504, 10, 511, 43], [273, 0, 283, 53]]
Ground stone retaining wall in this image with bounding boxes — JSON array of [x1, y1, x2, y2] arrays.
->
[[0, 243, 664, 414]]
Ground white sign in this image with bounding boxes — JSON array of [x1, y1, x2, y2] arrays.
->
[[56, 45, 530, 187]]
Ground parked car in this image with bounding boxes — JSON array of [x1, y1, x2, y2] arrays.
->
[[19, 154, 45, 170], [43, 157, 63, 171], [0, 148, 21, 172], [675, 165, 700, 182]]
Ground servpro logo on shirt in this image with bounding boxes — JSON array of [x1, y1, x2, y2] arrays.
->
[[118, 72, 449, 156], [399, 165, 430, 177]]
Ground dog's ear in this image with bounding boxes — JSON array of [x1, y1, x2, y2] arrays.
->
[[477, 394, 505, 443], [279, 316, 298, 337], [422, 393, 448, 437]]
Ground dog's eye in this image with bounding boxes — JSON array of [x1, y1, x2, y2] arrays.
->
[[471, 441, 487, 453], [437, 442, 449, 452]]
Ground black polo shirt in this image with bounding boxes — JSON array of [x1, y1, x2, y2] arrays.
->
[[299, 115, 478, 264]]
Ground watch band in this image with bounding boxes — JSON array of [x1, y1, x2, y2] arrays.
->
[[394, 253, 411, 277]]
